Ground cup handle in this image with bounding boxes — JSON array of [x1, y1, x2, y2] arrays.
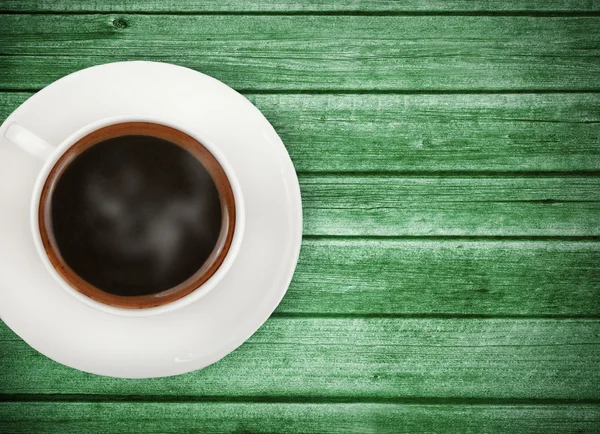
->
[[4, 123, 55, 161]]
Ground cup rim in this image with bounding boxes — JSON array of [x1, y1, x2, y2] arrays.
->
[[30, 115, 245, 317]]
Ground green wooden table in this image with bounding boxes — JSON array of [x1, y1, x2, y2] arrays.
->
[[1, 1, 600, 432]]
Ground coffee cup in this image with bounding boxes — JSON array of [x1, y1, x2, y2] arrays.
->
[[4, 116, 244, 316]]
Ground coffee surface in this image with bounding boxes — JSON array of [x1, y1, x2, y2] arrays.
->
[[50, 135, 222, 296]]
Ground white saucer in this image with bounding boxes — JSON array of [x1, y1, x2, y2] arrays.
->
[[0, 61, 302, 378]]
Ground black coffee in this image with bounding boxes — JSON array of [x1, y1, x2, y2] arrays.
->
[[50, 135, 222, 297]]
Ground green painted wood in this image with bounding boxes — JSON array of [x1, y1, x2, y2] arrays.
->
[[302, 176, 600, 236], [1, 3, 599, 429], [3, 0, 600, 13], [255, 93, 600, 173], [281, 239, 600, 316], [1, 16, 599, 90], [1, 319, 599, 399], [1, 402, 599, 434], [4, 92, 600, 172]]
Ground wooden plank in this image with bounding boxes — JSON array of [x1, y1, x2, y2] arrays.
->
[[1, 16, 599, 90], [281, 239, 600, 316], [0, 319, 598, 399], [3, 0, 600, 13], [3, 92, 600, 172], [254, 93, 600, 173], [0, 402, 599, 434], [301, 176, 600, 236]]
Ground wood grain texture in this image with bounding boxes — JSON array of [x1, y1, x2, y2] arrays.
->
[[281, 239, 600, 316], [254, 93, 600, 173], [1, 15, 599, 90], [301, 176, 600, 236], [3, 92, 600, 172], [1, 2, 599, 428], [3, 0, 600, 13], [0, 402, 599, 434], [1, 319, 599, 399]]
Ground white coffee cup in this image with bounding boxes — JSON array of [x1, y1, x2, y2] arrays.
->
[[4, 115, 245, 317]]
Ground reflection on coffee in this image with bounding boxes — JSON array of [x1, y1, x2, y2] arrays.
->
[[50, 135, 222, 297]]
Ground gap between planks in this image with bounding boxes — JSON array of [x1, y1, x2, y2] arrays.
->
[[270, 312, 600, 320], [4, 0, 600, 14], [3, 88, 600, 95], [301, 235, 600, 241], [2, 11, 600, 17], [2, 394, 600, 405]]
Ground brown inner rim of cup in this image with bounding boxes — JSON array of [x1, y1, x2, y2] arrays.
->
[[38, 122, 236, 309]]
